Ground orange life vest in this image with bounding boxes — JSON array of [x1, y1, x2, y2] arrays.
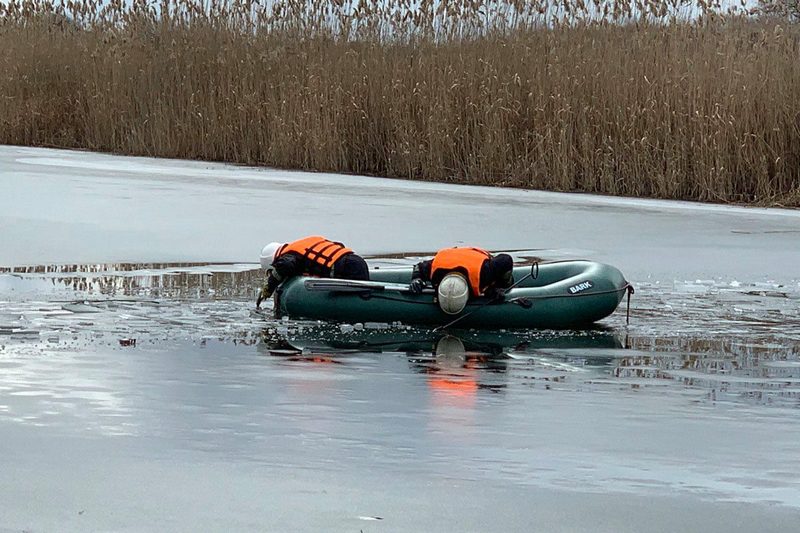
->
[[276, 236, 353, 269], [429, 247, 490, 297]]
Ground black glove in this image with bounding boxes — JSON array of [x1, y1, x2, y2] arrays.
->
[[255, 284, 273, 308], [256, 270, 282, 308], [487, 287, 506, 301], [409, 278, 426, 294]]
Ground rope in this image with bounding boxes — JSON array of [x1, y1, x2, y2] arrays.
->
[[626, 284, 635, 325]]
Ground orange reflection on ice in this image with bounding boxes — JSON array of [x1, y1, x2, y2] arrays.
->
[[425, 357, 480, 410]]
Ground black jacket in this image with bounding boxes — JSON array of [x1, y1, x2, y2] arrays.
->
[[266, 251, 368, 292]]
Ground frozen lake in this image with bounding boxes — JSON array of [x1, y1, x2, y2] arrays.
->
[[1, 146, 799, 532]]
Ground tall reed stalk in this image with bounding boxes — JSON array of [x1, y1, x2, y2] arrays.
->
[[1, 0, 798, 205]]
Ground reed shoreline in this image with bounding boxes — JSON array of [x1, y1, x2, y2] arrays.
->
[[2, 0, 799, 207]]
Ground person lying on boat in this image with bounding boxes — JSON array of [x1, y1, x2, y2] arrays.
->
[[409, 247, 514, 314], [256, 236, 369, 308]]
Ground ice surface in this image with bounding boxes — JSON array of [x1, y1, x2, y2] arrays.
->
[[2, 146, 800, 532], [2, 145, 799, 283]]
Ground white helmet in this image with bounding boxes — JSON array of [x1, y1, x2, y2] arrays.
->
[[259, 242, 284, 270], [437, 273, 469, 315]]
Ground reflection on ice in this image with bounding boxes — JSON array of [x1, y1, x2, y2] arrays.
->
[[258, 320, 800, 408]]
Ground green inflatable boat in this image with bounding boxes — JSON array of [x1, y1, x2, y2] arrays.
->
[[274, 260, 632, 330]]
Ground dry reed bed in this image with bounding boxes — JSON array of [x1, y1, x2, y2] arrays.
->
[[1, 0, 799, 205]]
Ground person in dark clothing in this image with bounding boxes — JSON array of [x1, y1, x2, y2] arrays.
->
[[256, 236, 369, 308], [410, 247, 514, 300]]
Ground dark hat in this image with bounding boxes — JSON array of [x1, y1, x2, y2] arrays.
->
[[491, 253, 514, 273]]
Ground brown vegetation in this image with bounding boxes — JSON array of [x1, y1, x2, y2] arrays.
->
[[1, 0, 799, 205]]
